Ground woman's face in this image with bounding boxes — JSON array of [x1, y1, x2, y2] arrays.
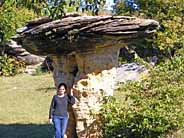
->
[[57, 86, 66, 95]]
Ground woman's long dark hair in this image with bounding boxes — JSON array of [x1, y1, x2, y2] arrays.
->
[[57, 83, 67, 91]]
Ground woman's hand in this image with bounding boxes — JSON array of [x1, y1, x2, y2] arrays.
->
[[48, 118, 52, 124], [70, 88, 74, 96]]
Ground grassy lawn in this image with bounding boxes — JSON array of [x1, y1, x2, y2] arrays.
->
[[0, 73, 55, 138], [1, 73, 183, 138]]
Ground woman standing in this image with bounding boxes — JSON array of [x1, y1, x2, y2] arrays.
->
[[49, 83, 75, 138]]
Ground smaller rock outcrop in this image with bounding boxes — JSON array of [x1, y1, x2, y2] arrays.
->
[[116, 63, 148, 83], [0, 40, 46, 74]]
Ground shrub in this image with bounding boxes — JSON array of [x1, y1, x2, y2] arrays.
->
[[0, 54, 25, 76], [0, 1, 36, 42], [114, 0, 184, 59], [100, 56, 184, 138]]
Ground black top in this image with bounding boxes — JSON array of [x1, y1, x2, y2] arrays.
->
[[49, 94, 75, 119]]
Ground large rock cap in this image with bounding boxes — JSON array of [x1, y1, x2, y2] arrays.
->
[[14, 14, 159, 55]]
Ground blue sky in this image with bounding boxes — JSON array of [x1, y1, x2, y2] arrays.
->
[[105, 0, 115, 11]]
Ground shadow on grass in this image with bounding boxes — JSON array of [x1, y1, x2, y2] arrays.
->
[[36, 87, 56, 93], [0, 124, 54, 138]]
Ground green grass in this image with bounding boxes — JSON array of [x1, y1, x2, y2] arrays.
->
[[0, 73, 55, 138]]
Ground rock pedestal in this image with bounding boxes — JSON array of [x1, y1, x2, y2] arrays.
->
[[51, 46, 119, 137], [14, 14, 159, 138]]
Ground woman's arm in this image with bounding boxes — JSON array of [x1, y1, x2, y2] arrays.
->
[[68, 88, 75, 105], [49, 96, 55, 119], [68, 94, 75, 105]]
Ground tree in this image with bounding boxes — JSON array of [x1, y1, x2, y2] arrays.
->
[[114, 0, 184, 58], [0, 0, 107, 43], [0, 0, 39, 76], [0, 0, 39, 43]]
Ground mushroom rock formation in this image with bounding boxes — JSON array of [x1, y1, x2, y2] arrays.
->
[[14, 14, 159, 138]]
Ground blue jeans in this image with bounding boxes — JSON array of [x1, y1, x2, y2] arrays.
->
[[52, 115, 68, 138]]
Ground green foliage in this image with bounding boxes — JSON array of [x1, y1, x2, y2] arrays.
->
[[42, 0, 106, 19], [100, 56, 184, 138], [0, 0, 46, 13], [0, 1, 36, 42], [0, 54, 25, 76], [0, 2, 36, 76], [115, 0, 184, 58], [2, 0, 106, 19], [32, 65, 50, 76]]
